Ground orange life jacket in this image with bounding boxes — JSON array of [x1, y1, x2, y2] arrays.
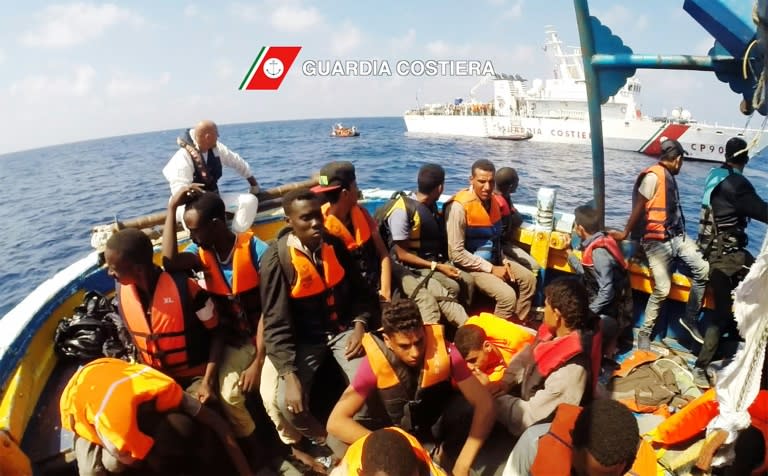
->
[[633, 164, 684, 241], [118, 272, 213, 379], [288, 242, 346, 322], [361, 325, 451, 434], [649, 388, 768, 474], [60, 357, 184, 464], [448, 189, 502, 262], [342, 427, 447, 476], [465, 313, 534, 383], [321, 203, 372, 251], [197, 232, 260, 295], [531, 404, 656, 476]]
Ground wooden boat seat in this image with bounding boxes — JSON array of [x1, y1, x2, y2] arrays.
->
[[21, 360, 79, 473]]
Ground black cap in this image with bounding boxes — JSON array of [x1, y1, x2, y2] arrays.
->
[[311, 161, 356, 193], [659, 138, 689, 159], [725, 137, 749, 164]]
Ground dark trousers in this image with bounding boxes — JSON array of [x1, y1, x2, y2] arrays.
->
[[697, 251, 753, 368]]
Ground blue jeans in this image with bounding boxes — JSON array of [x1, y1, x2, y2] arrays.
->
[[641, 234, 709, 332]]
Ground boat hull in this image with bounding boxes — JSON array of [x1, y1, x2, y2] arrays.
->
[[404, 113, 754, 162]]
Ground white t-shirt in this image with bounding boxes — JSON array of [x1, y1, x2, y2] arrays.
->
[[638, 172, 658, 200]]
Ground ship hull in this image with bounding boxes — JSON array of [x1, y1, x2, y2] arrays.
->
[[403, 114, 753, 162]]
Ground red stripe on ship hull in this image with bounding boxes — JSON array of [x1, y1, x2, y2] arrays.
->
[[640, 124, 690, 156]]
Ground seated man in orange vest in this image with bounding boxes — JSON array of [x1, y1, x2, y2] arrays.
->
[[312, 161, 392, 303], [162, 187, 268, 460], [105, 229, 220, 399], [445, 159, 536, 321], [326, 299, 494, 476], [260, 189, 379, 456], [60, 357, 253, 476], [495, 278, 602, 437], [454, 313, 535, 394], [331, 427, 446, 476], [503, 399, 654, 476]]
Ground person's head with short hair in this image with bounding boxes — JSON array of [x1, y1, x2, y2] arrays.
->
[[381, 299, 425, 368], [469, 159, 496, 202], [725, 137, 749, 169], [454, 324, 494, 373], [104, 229, 155, 286], [495, 167, 519, 196], [283, 189, 324, 250], [417, 164, 445, 198], [194, 120, 219, 152], [311, 161, 359, 206], [658, 138, 687, 175], [571, 399, 640, 476], [359, 428, 423, 476], [573, 205, 602, 239], [542, 278, 593, 334], [184, 192, 228, 250]]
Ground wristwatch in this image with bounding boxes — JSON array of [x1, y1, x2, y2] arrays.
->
[[430, 261, 438, 271]]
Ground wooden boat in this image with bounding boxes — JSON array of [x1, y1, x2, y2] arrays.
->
[[330, 123, 360, 137], [3, 1, 768, 474]]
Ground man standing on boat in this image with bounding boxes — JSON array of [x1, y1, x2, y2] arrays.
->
[[692, 137, 768, 386], [380, 163, 471, 327], [163, 120, 260, 196], [610, 138, 709, 349], [445, 159, 536, 321], [260, 189, 378, 458]]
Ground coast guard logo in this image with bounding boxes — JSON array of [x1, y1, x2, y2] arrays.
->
[[240, 46, 302, 91]]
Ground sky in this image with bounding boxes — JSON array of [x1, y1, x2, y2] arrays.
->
[[0, 0, 760, 154]]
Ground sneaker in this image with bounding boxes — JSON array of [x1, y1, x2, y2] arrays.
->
[[692, 367, 711, 388], [679, 317, 705, 344]]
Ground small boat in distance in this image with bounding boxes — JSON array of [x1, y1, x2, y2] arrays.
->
[[331, 123, 360, 137]]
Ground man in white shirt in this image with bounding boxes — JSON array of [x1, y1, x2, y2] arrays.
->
[[163, 120, 260, 196]]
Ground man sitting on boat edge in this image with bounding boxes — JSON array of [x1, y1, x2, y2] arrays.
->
[[445, 159, 536, 323], [161, 186, 269, 467], [312, 160, 393, 306], [326, 298, 494, 476], [609, 138, 709, 351], [380, 163, 472, 327]]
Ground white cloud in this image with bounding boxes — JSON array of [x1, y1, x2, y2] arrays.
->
[[106, 72, 171, 96], [229, 3, 261, 22], [21, 3, 143, 48], [502, 0, 524, 19], [0, 48, 5, 65], [331, 23, 362, 55], [425, 41, 472, 57], [390, 29, 416, 51], [9, 65, 96, 98], [594, 5, 632, 31], [488, 0, 506, 5], [184, 4, 199, 17], [270, 5, 322, 31]]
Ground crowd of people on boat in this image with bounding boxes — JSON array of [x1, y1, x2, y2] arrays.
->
[[58, 120, 768, 476]]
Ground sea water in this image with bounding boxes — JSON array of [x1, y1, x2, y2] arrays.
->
[[1, 116, 766, 316]]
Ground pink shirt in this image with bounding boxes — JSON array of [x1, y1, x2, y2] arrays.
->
[[352, 343, 472, 398]]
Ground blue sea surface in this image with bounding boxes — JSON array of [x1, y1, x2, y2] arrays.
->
[[1, 117, 766, 316]]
